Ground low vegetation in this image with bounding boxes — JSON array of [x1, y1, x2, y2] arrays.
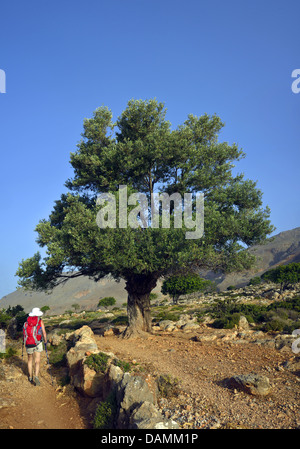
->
[[157, 374, 181, 399], [209, 296, 300, 332], [93, 392, 118, 429], [48, 340, 69, 367], [84, 352, 110, 374]]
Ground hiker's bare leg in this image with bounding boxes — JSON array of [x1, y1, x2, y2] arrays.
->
[[34, 351, 41, 378], [27, 354, 33, 379]]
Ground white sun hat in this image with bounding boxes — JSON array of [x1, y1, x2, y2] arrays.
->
[[29, 307, 43, 317]]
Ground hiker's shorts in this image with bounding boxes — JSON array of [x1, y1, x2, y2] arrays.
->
[[26, 342, 43, 355]]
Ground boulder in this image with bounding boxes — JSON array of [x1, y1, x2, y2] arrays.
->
[[119, 373, 156, 410], [107, 363, 124, 390], [194, 334, 217, 342], [275, 334, 295, 351], [228, 373, 271, 396], [117, 373, 156, 428], [48, 330, 64, 346], [66, 326, 99, 378], [181, 322, 200, 331], [282, 356, 300, 372], [72, 360, 108, 398], [238, 316, 249, 331], [158, 320, 176, 331], [176, 314, 196, 328], [67, 343, 98, 377], [129, 401, 179, 429]]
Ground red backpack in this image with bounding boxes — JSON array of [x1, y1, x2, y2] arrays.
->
[[23, 316, 42, 347]]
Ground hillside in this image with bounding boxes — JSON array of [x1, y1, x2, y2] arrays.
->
[[200, 227, 300, 290], [0, 274, 164, 315], [1, 227, 300, 315]]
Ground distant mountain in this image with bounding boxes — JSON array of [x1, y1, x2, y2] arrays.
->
[[0, 274, 164, 316], [1, 228, 300, 314], [201, 227, 300, 290]]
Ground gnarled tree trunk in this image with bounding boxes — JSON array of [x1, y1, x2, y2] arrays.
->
[[122, 273, 158, 339]]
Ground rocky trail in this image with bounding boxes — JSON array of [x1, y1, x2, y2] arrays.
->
[[1, 322, 300, 430]]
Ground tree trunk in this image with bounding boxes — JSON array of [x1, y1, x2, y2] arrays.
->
[[122, 273, 158, 339]]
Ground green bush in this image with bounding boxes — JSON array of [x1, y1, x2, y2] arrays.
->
[[210, 298, 267, 329], [111, 315, 128, 326], [263, 319, 285, 332], [15, 312, 27, 332], [154, 311, 180, 322], [248, 277, 262, 286], [262, 262, 300, 291], [5, 305, 24, 317], [149, 293, 158, 301], [48, 341, 68, 367], [40, 306, 50, 314], [85, 352, 110, 374], [0, 310, 12, 329], [162, 274, 215, 303], [93, 392, 117, 429], [0, 346, 17, 359], [98, 297, 116, 307], [212, 313, 240, 329], [268, 296, 300, 313]]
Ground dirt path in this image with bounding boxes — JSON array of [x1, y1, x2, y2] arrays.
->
[[0, 352, 87, 429]]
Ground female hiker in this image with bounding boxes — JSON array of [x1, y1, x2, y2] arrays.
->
[[23, 307, 47, 386]]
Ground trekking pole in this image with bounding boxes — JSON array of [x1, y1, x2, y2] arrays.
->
[[43, 340, 53, 386], [21, 332, 25, 368]]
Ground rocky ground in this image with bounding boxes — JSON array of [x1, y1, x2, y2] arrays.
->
[[98, 327, 300, 429], [0, 283, 300, 430]]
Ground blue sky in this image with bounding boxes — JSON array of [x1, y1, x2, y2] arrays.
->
[[0, 0, 299, 298]]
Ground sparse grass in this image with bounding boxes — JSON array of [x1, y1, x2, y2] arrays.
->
[[0, 346, 17, 359], [112, 358, 132, 373]]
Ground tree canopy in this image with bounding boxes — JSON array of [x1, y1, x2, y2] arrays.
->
[[16, 99, 275, 337], [161, 273, 215, 303], [262, 262, 300, 291]]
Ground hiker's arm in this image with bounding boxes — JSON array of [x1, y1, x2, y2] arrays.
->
[[41, 320, 47, 343]]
